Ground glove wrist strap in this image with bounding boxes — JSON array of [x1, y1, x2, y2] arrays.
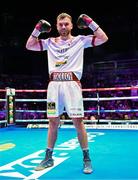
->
[[89, 21, 99, 32], [31, 28, 41, 38]]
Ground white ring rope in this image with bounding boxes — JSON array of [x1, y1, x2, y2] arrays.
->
[[15, 96, 138, 102], [0, 96, 136, 103]]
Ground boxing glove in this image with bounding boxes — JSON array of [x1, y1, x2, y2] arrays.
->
[[31, 19, 51, 38], [35, 19, 51, 33], [77, 14, 92, 29], [77, 14, 99, 32]]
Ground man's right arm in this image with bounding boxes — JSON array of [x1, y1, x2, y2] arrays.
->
[[26, 19, 51, 51]]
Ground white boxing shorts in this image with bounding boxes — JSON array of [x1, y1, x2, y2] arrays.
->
[[47, 81, 84, 118]]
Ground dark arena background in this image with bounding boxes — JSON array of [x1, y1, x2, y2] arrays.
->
[[0, 1, 138, 180]]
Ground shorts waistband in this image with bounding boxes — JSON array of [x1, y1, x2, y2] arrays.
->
[[49, 72, 79, 81]]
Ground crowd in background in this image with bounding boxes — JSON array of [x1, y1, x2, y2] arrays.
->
[[0, 62, 138, 122]]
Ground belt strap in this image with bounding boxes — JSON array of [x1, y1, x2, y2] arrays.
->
[[50, 72, 79, 81]]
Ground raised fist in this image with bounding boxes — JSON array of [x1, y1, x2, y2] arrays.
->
[[77, 14, 92, 29], [35, 19, 51, 33]]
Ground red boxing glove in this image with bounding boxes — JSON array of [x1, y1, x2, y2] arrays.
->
[[77, 14, 99, 32], [35, 19, 51, 33], [31, 19, 51, 38], [77, 14, 92, 29]]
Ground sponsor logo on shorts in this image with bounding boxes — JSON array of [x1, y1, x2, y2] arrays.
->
[[69, 107, 83, 117], [70, 108, 82, 111], [47, 102, 56, 115], [70, 113, 83, 116]]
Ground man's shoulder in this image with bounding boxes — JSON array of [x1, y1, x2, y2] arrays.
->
[[73, 35, 86, 41]]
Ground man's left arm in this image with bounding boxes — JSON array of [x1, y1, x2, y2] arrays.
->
[[77, 14, 108, 46]]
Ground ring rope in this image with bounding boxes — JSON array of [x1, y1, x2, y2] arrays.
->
[[0, 99, 6, 102], [15, 109, 138, 113], [15, 96, 138, 102], [1, 96, 138, 103], [15, 119, 138, 123], [0, 86, 138, 93]]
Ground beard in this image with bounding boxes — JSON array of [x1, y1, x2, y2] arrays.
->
[[58, 29, 70, 37]]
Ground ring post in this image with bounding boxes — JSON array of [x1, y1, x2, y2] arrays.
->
[[96, 90, 100, 124], [6, 88, 16, 125]]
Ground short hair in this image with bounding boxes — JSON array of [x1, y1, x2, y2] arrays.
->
[[57, 12, 72, 22]]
